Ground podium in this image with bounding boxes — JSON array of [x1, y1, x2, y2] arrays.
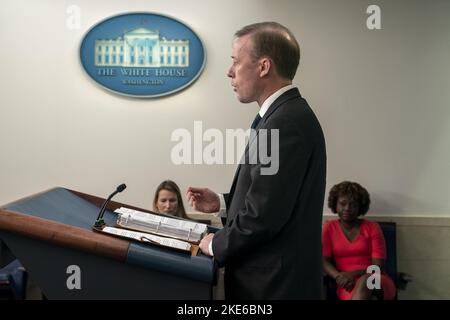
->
[[0, 188, 216, 299]]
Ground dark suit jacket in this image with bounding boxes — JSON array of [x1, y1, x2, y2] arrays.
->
[[213, 88, 327, 299]]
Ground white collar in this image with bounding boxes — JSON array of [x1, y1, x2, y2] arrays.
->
[[259, 84, 295, 118]]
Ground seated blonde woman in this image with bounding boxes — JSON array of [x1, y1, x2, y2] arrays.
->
[[153, 180, 188, 219]]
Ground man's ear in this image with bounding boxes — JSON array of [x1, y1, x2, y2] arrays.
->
[[259, 58, 271, 77]]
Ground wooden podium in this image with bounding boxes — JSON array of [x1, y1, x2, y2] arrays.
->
[[0, 187, 216, 299]]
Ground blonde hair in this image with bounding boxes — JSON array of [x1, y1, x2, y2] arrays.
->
[[153, 180, 187, 219]]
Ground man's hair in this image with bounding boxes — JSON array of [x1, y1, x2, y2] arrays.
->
[[235, 22, 300, 80]]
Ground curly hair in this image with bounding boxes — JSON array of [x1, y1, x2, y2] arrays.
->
[[327, 181, 371, 216]]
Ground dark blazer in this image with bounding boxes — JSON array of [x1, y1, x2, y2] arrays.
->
[[213, 88, 327, 299]]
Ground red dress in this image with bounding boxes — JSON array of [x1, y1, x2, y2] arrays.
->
[[322, 219, 396, 300]]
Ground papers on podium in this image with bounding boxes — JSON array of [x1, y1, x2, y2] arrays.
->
[[101, 226, 192, 252], [114, 207, 208, 244], [94, 207, 208, 254]]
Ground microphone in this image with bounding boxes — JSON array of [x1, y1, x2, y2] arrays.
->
[[94, 183, 127, 228]]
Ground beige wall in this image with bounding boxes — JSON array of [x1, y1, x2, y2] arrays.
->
[[394, 217, 450, 299], [1, 0, 449, 299], [1, 0, 449, 216]]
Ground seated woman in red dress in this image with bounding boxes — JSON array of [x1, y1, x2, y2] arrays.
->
[[322, 181, 396, 300]]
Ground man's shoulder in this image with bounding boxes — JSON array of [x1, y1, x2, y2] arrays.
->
[[276, 88, 306, 107], [267, 96, 316, 127]]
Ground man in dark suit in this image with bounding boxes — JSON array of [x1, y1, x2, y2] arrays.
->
[[187, 22, 326, 299]]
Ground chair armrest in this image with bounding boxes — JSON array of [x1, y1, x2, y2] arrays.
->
[[397, 272, 413, 290]]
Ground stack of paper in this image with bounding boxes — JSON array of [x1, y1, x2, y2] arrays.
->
[[102, 226, 192, 252], [114, 207, 208, 243]]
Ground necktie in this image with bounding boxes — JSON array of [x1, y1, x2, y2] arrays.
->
[[251, 114, 262, 130]]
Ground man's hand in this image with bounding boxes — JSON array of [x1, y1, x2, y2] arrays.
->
[[199, 233, 214, 256], [186, 187, 220, 213]]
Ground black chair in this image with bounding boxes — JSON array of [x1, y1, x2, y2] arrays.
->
[[323, 221, 411, 300], [379, 222, 397, 284], [0, 259, 28, 300]]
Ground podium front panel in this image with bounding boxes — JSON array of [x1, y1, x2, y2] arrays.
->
[[0, 187, 215, 299]]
